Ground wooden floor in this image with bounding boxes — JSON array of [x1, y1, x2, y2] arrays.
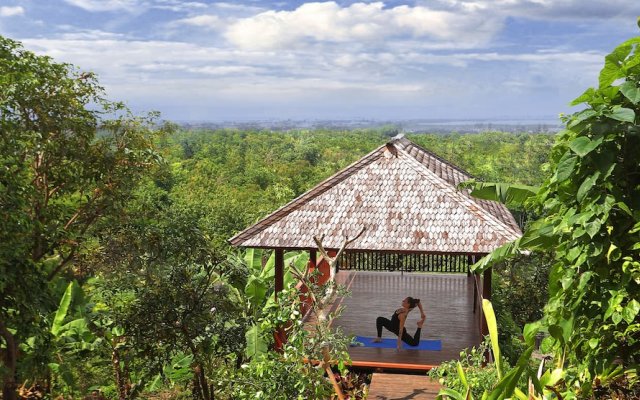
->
[[368, 373, 441, 400], [322, 271, 481, 371]]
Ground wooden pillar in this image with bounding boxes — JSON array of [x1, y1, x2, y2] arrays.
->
[[481, 267, 492, 336], [309, 249, 317, 270], [483, 267, 492, 301], [275, 248, 284, 299], [472, 273, 478, 314]]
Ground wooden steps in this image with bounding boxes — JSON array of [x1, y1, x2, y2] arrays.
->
[[367, 373, 441, 400]]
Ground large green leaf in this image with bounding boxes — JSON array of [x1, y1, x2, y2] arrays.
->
[[244, 248, 264, 274], [569, 136, 602, 157], [461, 181, 539, 207], [51, 282, 75, 336], [599, 43, 632, 88], [456, 361, 469, 389], [548, 316, 574, 345], [606, 106, 635, 123], [576, 172, 600, 203], [59, 318, 91, 338], [555, 153, 577, 182], [485, 344, 535, 400], [245, 324, 268, 359], [163, 353, 194, 384], [482, 299, 502, 379], [284, 252, 310, 287], [146, 374, 164, 392], [568, 109, 598, 128], [245, 275, 268, 307], [623, 299, 640, 324], [570, 88, 596, 106], [519, 220, 556, 249], [471, 238, 521, 273], [523, 321, 541, 346], [261, 253, 276, 279], [437, 388, 466, 400], [620, 81, 640, 104]]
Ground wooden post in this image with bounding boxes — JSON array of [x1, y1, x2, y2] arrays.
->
[[273, 248, 286, 350], [481, 267, 492, 336], [473, 273, 478, 314], [309, 249, 317, 270], [275, 248, 284, 298]]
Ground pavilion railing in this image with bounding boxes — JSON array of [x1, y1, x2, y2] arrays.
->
[[338, 251, 472, 273]]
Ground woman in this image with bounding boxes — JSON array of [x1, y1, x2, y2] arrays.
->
[[373, 297, 426, 350]]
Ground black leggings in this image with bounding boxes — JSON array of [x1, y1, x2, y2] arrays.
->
[[376, 317, 422, 346]]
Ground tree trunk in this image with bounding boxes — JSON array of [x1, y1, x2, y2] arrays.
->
[[180, 325, 211, 400], [198, 364, 210, 400], [192, 364, 211, 400], [112, 346, 127, 400], [0, 320, 18, 400]]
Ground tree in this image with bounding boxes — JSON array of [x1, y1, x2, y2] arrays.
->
[[90, 199, 244, 400], [0, 36, 163, 399]]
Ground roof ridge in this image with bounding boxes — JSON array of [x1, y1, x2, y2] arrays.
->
[[229, 143, 388, 246], [394, 147, 521, 241]]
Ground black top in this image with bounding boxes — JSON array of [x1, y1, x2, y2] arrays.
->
[[389, 309, 403, 332]]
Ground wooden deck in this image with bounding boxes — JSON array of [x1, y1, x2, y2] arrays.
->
[[320, 271, 481, 371], [368, 373, 441, 399]]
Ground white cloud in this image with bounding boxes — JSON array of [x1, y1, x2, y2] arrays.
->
[[63, 0, 143, 12], [176, 14, 222, 28], [0, 6, 25, 17], [153, 1, 208, 12], [20, 36, 599, 99], [56, 27, 128, 40], [431, 0, 640, 20], [18, 0, 631, 121], [223, 2, 502, 50], [188, 65, 262, 75]]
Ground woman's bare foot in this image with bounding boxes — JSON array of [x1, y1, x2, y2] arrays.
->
[[417, 318, 425, 328], [372, 337, 382, 343]]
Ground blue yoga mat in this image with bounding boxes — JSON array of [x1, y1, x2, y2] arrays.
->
[[351, 335, 442, 350]]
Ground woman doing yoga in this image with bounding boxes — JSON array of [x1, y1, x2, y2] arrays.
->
[[374, 297, 426, 350]]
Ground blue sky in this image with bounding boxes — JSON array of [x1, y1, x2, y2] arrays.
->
[[1, 1, 639, 122]]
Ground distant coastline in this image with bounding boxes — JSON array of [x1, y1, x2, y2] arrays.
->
[[176, 117, 563, 134]]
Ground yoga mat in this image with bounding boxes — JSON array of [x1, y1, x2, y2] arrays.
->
[[351, 336, 442, 351]]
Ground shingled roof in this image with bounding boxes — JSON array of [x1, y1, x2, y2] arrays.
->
[[229, 136, 522, 254]]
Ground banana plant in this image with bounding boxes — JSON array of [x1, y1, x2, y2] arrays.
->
[[458, 180, 539, 208], [35, 282, 99, 393], [240, 248, 310, 359]]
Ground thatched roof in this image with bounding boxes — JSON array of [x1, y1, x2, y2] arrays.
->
[[229, 136, 521, 253]]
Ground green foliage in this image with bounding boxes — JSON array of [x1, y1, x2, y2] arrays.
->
[[471, 33, 640, 397], [432, 300, 542, 400], [490, 253, 551, 363], [533, 36, 640, 394], [409, 132, 554, 187], [212, 285, 352, 400], [0, 35, 163, 399], [429, 339, 508, 400]]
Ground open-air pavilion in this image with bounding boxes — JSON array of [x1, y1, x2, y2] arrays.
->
[[229, 135, 522, 372]]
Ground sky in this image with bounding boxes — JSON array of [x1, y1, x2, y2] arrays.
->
[[1, 1, 640, 122]]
